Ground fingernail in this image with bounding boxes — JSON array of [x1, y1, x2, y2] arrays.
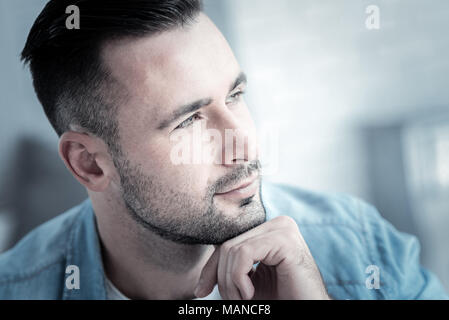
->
[[194, 285, 203, 297]]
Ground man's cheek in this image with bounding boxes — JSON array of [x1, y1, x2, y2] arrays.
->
[[167, 164, 211, 192]]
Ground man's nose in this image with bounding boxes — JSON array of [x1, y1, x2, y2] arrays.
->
[[213, 110, 257, 166]]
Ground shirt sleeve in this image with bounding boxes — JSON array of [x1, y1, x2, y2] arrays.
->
[[359, 199, 449, 300]]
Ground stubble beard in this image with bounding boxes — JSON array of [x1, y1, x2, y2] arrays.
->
[[114, 156, 267, 245]]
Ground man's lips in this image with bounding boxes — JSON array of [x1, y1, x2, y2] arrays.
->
[[214, 175, 259, 199]]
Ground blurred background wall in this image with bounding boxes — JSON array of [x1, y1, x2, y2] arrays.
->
[[0, 0, 448, 291]]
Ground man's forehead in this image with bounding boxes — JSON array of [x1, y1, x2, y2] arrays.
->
[[102, 14, 237, 98]]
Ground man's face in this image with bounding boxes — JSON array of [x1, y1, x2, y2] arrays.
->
[[102, 13, 265, 244]]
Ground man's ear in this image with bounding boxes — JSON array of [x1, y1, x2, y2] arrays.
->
[[58, 131, 113, 192]]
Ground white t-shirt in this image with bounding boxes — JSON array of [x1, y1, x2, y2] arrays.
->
[[105, 276, 222, 300]]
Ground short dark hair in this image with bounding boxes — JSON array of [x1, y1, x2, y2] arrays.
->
[[21, 0, 203, 155]]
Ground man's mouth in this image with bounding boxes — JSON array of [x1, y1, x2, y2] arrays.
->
[[214, 174, 259, 199]]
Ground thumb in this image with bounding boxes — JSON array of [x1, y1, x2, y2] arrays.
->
[[195, 245, 220, 298]]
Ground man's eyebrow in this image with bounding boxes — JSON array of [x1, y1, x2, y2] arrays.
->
[[157, 98, 212, 130], [230, 72, 247, 92], [157, 72, 247, 131]]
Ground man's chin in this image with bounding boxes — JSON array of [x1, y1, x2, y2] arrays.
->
[[209, 210, 266, 244]]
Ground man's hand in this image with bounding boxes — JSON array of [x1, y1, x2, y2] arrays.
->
[[194, 216, 330, 300]]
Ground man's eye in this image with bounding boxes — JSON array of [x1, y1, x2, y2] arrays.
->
[[175, 113, 201, 129], [226, 90, 245, 104]]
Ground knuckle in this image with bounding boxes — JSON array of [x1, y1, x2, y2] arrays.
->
[[229, 245, 239, 256], [237, 245, 251, 258], [286, 230, 301, 243], [276, 215, 296, 228], [221, 242, 233, 253]]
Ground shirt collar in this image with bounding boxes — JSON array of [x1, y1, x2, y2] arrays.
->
[[62, 198, 107, 300]]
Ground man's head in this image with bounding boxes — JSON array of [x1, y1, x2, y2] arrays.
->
[[22, 0, 266, 245]]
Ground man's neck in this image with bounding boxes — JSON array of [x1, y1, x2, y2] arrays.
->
[[91, 194, 215, 300]]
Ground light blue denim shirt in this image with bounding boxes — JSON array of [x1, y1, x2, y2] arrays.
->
[[0, 181, 447, 299]]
